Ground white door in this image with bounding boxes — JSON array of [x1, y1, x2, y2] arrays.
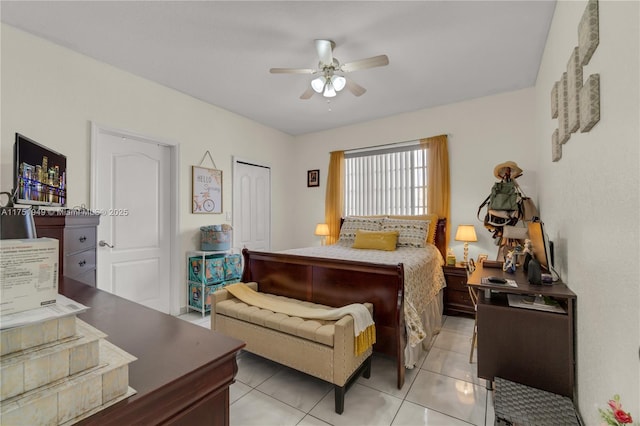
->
[[92, 125, 174, 313], [233, 159, 271, 251]]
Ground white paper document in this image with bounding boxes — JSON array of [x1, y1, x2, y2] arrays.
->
[[0, 294, 89, 330], [507, 294, 566, 314]]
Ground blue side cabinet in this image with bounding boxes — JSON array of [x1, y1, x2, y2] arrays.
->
[[187, 250, 242, 316]]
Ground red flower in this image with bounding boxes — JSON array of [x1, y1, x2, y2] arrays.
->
[[613, 408, 633, 424]]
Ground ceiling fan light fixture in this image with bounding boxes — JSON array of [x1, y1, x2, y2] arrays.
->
[[331, 75, 346, 92], [311, 76, 325, 93]]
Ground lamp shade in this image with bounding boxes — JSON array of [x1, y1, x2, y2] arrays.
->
[[455, 224, 477, 242], [311, 77, 325, 93], [331, 75, 346, 91], [323, 83, 336, 98], [0, 208, 37, 239], [314, 223, 330, 236]]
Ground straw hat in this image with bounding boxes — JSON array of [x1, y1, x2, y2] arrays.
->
[[494, 161, 523, 180]]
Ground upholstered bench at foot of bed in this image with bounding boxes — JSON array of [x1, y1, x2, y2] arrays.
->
[[211, 282, 373, 414]]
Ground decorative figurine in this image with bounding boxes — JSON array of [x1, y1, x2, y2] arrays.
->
[[522, 238, 533, 272], [503, 250, 517, 273]]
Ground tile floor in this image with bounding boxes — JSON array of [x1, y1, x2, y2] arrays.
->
[[178, 312, 494, 426]]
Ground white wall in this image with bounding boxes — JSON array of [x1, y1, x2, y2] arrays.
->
[[0, 24, 297, 311], [534, 1, 639, 423], [292, 88, 538, 263]]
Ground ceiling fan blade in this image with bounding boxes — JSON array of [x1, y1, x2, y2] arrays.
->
[[315, 39, 335, 66], [345, 78, 367, 97], [299, 87, 315, 100], [341, 55, 389, 73], [270, 67, 315, 74]]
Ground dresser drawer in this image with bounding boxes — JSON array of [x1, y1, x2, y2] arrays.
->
[[445, 274, 468, 290], [65, 249, 96, 278], [447, 289, 473, 307], [64, 227, 96, 254]]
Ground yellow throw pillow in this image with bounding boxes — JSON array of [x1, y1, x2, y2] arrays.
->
[[352, 229, 399, 251]]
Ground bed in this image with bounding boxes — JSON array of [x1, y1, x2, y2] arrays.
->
[[240, 215, 447, 389]]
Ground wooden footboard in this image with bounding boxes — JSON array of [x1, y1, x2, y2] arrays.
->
[[241, 249, 407, 389]]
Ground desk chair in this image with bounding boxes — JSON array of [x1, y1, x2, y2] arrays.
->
[[468, 285, 479, 363]]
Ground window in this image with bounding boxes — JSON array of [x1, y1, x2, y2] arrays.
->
[[344, 142, 428, 216]]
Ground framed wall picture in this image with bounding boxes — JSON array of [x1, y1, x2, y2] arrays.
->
[[192, 166, 222, 214], [307, 169, 320, 187]]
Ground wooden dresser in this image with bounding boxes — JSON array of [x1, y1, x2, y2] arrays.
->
[[34, 211, 100, 289], [442, 264, 474, 316], [61, 277, 245, 425]]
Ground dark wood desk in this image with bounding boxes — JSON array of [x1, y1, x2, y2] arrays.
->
[[60, 277, 245, 425], [467, 264, 576, 399]]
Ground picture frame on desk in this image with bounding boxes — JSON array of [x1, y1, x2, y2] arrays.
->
[[467, 258, 476, 273], [477, 254, 488, 264]]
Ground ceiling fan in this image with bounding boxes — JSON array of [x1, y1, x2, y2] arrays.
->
[[270, 39, 389, 100]]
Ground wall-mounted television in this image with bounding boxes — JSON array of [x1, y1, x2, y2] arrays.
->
[[13, 133, 67, 207]]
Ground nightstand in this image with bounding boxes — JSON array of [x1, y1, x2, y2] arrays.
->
[[442, 264, 474, 316]]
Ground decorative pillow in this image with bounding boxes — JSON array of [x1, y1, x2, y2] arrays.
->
[[352, 230, 399, 251], [388, 214, 439, 244], [338, 217, 383, 243], [382, 218, 430, 248]]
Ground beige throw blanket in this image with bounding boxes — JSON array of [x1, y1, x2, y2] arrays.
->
[[225, 282, 376, 356]]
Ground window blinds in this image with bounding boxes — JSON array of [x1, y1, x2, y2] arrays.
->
[[344, 144, 428, 216]]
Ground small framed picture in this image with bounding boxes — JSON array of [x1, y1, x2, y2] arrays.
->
[[467, 258, 476, 273], [477, 254, 488, 264], [192, 166, 222, 214], [307, 169, 319, 187]]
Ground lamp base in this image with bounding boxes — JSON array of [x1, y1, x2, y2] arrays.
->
[[463, 242, 469, 266]]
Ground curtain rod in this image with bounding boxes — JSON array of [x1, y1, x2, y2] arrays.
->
[[344, 139, 419, 155], [342, 134, 448, 155]]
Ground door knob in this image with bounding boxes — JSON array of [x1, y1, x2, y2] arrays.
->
[[99, 240, 114, 248]]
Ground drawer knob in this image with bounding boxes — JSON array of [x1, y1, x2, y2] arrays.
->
[[79, 236, 87, 243], [79, 260, 86, 267]]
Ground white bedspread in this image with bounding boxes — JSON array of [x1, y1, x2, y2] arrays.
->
[[279, 242, 446, 351]]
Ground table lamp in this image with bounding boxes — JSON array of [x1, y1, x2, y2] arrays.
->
[[455, 224, 477, 266], [314, 223, 330, 246], [0, 193, 37, 240]]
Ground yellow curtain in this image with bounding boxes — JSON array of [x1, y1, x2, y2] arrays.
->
[[324, 151, 344, 244], [420, 135, 451, 249]]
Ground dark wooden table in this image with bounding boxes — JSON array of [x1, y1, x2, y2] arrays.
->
[[467, 264, 576, 399], [61, 277, 245, 425]]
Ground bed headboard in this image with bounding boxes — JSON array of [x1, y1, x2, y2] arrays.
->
[[339, 216, 447, 259], [433, 218, 447, 259]]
